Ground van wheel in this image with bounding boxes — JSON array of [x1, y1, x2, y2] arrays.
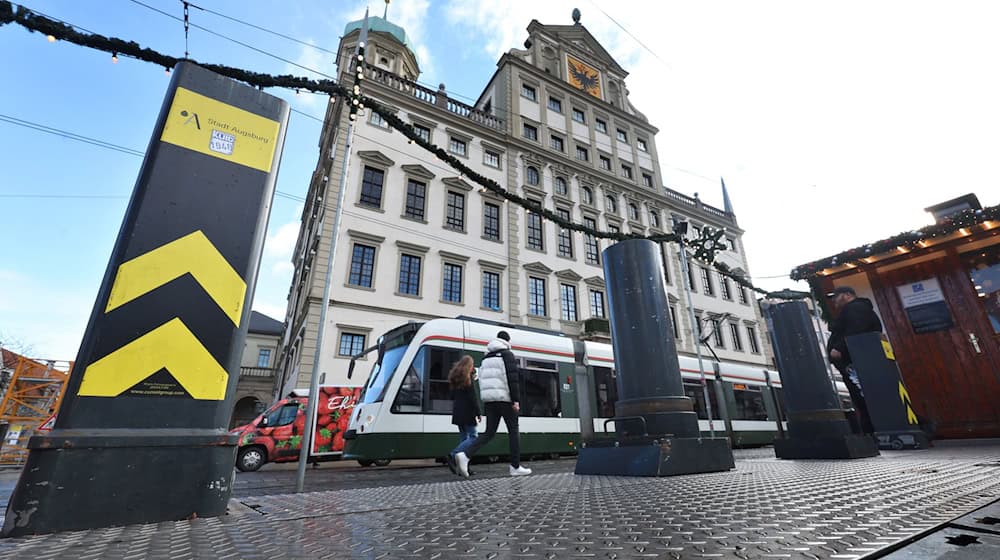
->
[[374, 459, 391, 467], [236, 446, 266, 472], [358, 459, 375, 467]]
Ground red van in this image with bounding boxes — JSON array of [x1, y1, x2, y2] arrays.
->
[[231, 385, 374, 471]]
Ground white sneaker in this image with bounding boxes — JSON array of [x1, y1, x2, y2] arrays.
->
[[509, 465, 532, 476], [455, 452, 471, 478]]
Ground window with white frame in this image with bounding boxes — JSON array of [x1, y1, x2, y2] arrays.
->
[[484, 149, 501, 168], [483, 202, 500, 241], [528, 276, 546, 316], [521, 83, 537, 101], [621, 164, 633, 180], [712, 318, 725, 347], [548, 97, 563, 112], [669, 306, 680, 339], [368, 110, 389, 128], [572, 108, 586, 123], [637, 138, 648, 152], [523, 123, 538, 141], [576, 145, 589, 162], [599, 155, 611, 171], [628, 203, 639, 221], [738, 286, 749, 304], [720, 277, 732, 300], [701, 267, 715, 296], [256, 348, 272, 368], [554, 176, 568, 196], [398, 254, 421, 296], [526, 166, 540, 185], [746, 325, 760, 353], [581, 186, 593, 204], [404, 179, 426, 220], [583, 217, 599, 265], [616, 129, 628, 142], [649, 210, 660, 229], [595, 118, 608, 133], [560, 284, 578, 321], [527, 201, 544, 250], [413, 123, 431, 142], [729, 323, 743, 351], [605, 195, 617, 214], [445, 191, 465, 230], [550, 135, 564, 152], [448, 137, 467, 157], [642, 173, 653, 188]]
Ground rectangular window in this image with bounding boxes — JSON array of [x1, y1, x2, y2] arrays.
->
[[576, 146, 589, 162], [348, 244, 376, 288], [583, 217, 599, 265], [548, 97, 562, 112], [686, 262, 696, 292], [338, 333, 366, 357], [607, 223, 620, 235], [721, 278, 732, 300], [484, 149, 501, 168], [747, 326, 760, 353], [701, 267, 715, 296], [256, 348, 272, 368], [621, 164, 633, 179], [712, 318, 725, 347], [729, 323, 743, 351], [359, 166, 384, 208], [728, 238, 738, 253], [595, 119, 608, 133], [523, 123, 538, 141], [599, 155, 611, 171], [398, 254, 421, 295], [642, 173, 653, 188], [442, 263, 463, 303], [404, 179, 426, 220], [482, 270, 501, 310], [369, 111, 389, 128], [637, 138, 648, 152], [616, 129, 628, 142], [413, 124, 431, 142], [669, 306, 680, 339], [527, 201, 544, 250], [557, 208, 573, 258], [483, 202, 500, 240], [521, 83, 537, 101], [589, 289, 605, 318], [449, 137, 467, 157], [572, 108, 586, 123], [738, 286, 749, 304], [560, 284, 578, 321], [550, 135, 564, 152], [528, 277, 546, 316], [446, 191, 465, 230]]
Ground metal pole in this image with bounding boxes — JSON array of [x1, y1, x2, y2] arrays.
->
[[809, 292, 841, 398], [677, 238, 715, 437]]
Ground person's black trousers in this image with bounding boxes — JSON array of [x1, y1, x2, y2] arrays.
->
[[462, 401, 521, 467], [844, 366, 875, 435]]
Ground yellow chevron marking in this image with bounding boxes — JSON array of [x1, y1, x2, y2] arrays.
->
[[106, 230, 246, 326], [79, 318, 228, 400], [898, 381, 918, 425]]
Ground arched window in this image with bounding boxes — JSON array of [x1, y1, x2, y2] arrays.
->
[[628, 203, 639, 221], [581, 186, 593, 204], [649, 210, 660, 228], [554, 176, 567, 195], [605, 195, 618, 214], [526, 166, 540, 186]]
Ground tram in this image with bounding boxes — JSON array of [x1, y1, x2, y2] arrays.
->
[[342, 316, 850, 464]]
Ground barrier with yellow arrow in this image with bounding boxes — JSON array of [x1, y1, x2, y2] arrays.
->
[[4, 62, 289, 536]]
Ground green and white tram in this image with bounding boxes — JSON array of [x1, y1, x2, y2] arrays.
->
[[343, 317, 848, 464]]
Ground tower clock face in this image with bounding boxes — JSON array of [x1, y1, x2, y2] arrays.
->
[[566, 55, 602, 99]]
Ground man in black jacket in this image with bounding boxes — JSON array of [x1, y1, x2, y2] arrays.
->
[[826, 286, 883, 434]]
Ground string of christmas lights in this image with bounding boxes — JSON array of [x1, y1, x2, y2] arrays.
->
[[0, 0, 794, 299]]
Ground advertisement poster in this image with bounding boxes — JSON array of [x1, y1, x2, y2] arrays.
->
[[896, 278, 954, 333]]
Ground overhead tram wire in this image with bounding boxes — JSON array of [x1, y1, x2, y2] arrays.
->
[[587, 0, 672, 71]]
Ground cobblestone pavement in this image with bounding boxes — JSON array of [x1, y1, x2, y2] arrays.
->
[[1, 445, 999, 559]]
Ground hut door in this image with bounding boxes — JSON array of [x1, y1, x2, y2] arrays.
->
[[874, 249, 1000, 438]]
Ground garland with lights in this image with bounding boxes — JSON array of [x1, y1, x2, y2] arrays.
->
[[791, 205, 1000, 280], [0, 0, 801, 299]]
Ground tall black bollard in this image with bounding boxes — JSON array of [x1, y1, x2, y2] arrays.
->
[[575, 239, 734, 476], [762, 301, 879, 459], [3, 62, 289, 536]]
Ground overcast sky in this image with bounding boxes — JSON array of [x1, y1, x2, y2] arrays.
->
[[2, 0, 998, 360]]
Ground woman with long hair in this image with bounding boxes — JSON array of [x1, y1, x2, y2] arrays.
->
[[446, 355, 481, 475]]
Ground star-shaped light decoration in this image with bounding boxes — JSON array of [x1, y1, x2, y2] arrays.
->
[[691, 226, 728, 263]]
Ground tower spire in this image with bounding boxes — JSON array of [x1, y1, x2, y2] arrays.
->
[[384, 0, 390, 19], [721, 177, 735, 215]]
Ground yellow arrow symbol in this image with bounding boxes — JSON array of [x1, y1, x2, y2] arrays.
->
[[79, 318, 229, 400], [106, 230, 246, 326]]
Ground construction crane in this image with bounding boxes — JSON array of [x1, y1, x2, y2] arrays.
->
[[0, 348, 71, 466]]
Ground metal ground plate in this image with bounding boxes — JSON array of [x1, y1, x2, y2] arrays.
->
[[1, 444, 999, 559]]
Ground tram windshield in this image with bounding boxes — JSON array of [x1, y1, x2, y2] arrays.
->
[[360, 323, 421, 405]]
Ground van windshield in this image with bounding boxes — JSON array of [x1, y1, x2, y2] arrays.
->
[[360, 324, 420, 404]]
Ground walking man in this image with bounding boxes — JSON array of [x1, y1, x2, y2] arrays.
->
[[826, 286, 883, 434], [454, 331, 532, 477]]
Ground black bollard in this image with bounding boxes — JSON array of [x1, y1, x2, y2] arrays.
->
[[575, 239, 734, 476], [846, 333, 931, 450], [762, 301, 879, 459], [3, 62, 289, 536]]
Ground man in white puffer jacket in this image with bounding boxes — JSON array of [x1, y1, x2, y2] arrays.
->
[[453, 331, 532, 477]]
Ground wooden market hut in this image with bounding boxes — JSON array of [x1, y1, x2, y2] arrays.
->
[[791, 194, 1000, 439]]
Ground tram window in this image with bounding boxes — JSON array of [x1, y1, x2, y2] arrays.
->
[[684, 381, 720, 420], [392, 347, 427, 413], [593, 366, 618, 418], [520, 359, 561, 417], [425, 347, 463, 414], [731, 385, 768, 421]]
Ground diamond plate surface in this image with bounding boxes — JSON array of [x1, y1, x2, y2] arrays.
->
[[1, 445, 999, 559]]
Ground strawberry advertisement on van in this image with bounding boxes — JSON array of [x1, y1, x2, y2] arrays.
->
[[232, 385, 362, 472]]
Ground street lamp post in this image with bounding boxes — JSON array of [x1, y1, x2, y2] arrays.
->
[[673, 220, 715, 438]]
